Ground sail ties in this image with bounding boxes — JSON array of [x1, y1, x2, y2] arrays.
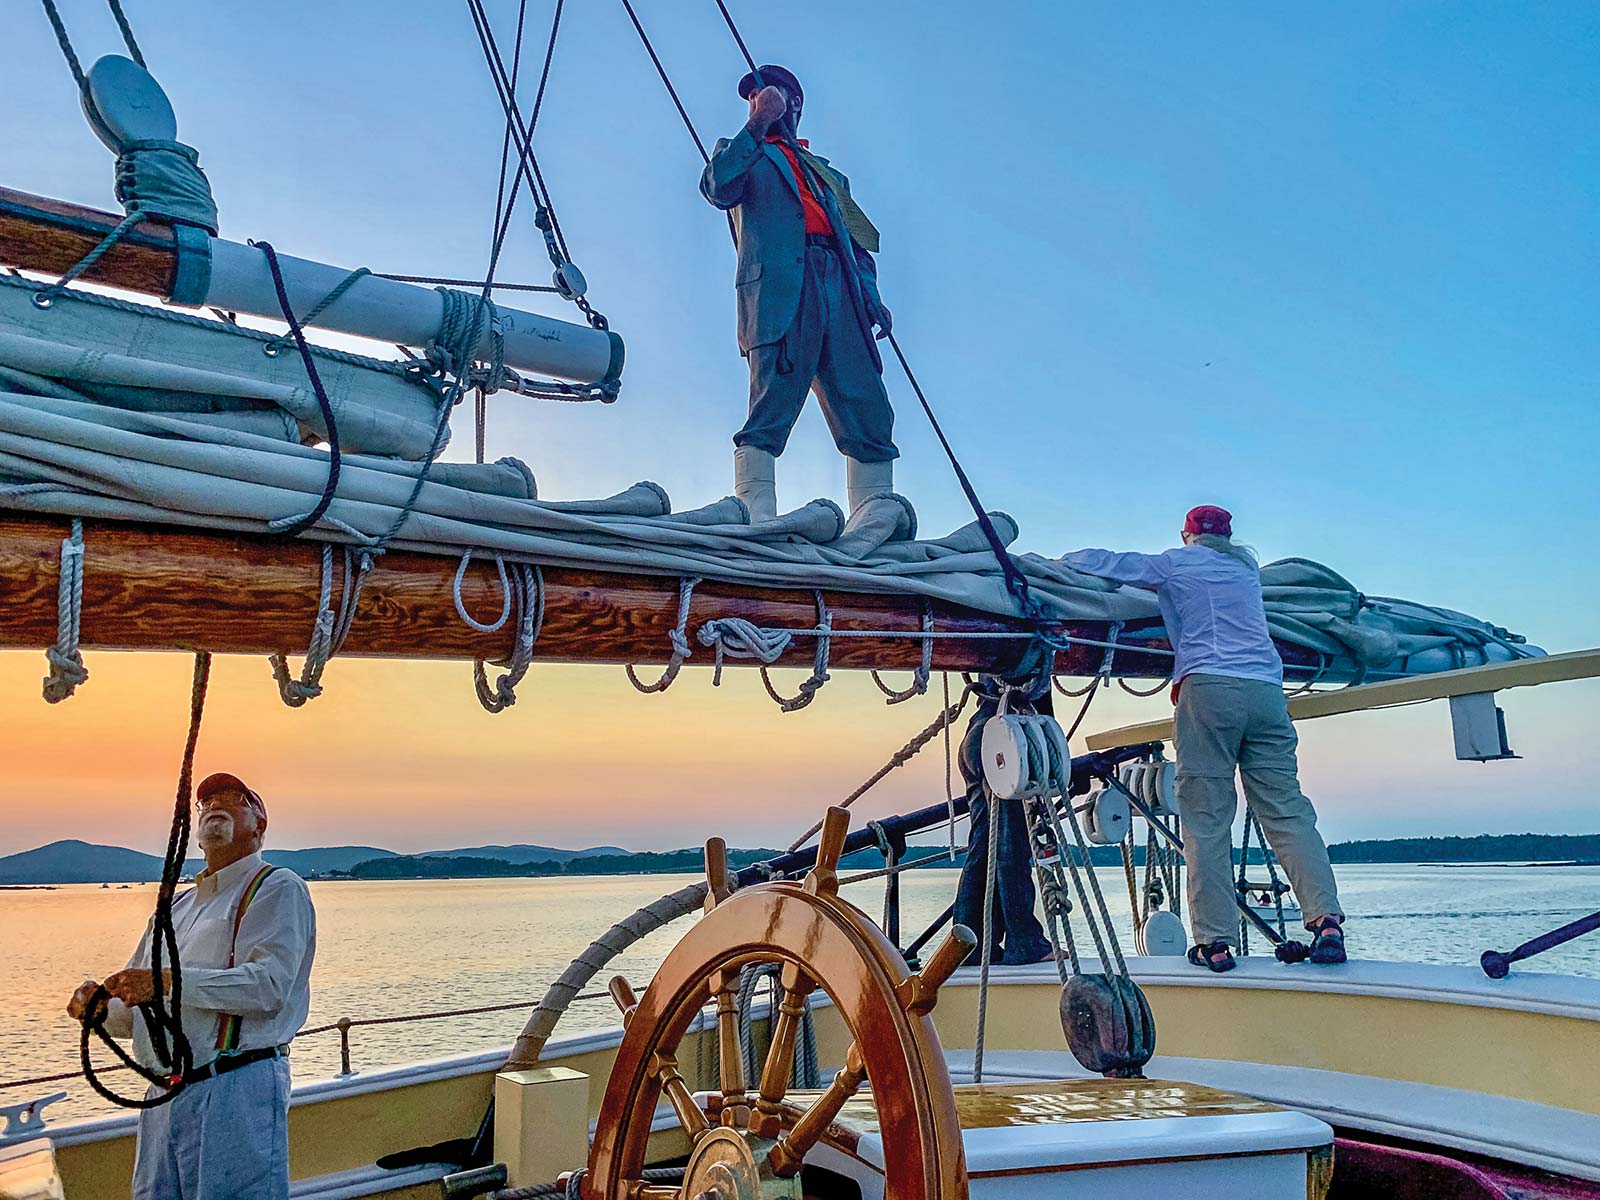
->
[[694, 592, 832, 711], [870, 599, 935, 704], [41, 518, 88, 703], [473, 562, 544, 714], [625, 577, 702, 694], [270, 544, 367, 707]]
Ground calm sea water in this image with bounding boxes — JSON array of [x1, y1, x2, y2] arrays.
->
[[6, 864, 1599, 1123]]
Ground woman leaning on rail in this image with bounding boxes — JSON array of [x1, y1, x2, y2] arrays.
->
[[1064, 506, 1346, 972]]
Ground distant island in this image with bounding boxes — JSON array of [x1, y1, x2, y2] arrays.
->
[[4, 832, 1598, 885]]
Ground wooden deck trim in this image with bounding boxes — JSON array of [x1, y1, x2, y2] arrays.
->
[[1084, 647, 1600, 750]]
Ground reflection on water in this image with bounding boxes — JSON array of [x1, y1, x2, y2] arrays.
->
[[5, 863, 1599, 1122]]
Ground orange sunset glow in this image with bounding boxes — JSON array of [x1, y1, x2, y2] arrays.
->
[[4, 647, 1597, 859]]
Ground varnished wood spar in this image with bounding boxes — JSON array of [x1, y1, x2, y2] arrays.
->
[[0, 186, 178, 296], [0, 514, 1186, 676]]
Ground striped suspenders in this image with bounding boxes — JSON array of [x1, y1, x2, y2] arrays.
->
[[213, 864, 279, 1051]]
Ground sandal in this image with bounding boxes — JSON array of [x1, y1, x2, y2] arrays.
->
[[1308, 916, 1347, 965], [1186, 941, 1236, 973]]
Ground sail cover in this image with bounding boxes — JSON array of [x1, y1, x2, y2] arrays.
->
[[0, 276, 1535, 680]]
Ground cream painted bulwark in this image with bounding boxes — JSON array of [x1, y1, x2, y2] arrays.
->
[[918, 960, 1600, 1115], [37, 960, 1600, 1198]]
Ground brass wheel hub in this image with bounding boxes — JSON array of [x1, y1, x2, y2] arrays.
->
[[682, 1127, 799, 1200]]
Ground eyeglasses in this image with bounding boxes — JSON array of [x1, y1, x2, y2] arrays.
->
[[195, 793, 254, 815]]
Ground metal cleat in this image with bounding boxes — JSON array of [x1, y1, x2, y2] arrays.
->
[[0, 1093, 67, 1139]]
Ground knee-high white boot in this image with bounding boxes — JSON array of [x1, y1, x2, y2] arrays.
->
[[733, 445, 778, 523], [845, 457, 895, 516]]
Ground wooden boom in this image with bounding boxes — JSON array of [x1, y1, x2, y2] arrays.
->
[[0, 185, 180, 296], [0, 514, 1194, 677]]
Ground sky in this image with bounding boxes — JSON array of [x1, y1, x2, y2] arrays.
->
[[0, 3, 1595, 857]]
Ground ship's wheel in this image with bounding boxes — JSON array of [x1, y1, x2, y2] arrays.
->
[[585, 806, 975, 1200]]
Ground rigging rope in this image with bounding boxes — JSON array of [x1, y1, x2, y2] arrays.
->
[[253, 241, 344, 539], [786, 682, 973, 852], [269, 545, 364, 707], [466, 0, 608, 332], [79, 652, 211, 1108], [971, 777, 1001, 1083], [42, 518, 88, 703], [39, 0, 144, 95]]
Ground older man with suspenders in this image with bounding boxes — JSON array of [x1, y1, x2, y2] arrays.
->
[[68, 773, 317, 1200]]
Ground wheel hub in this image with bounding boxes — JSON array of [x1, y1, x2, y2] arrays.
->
[[681, 1127, 799, 1200]]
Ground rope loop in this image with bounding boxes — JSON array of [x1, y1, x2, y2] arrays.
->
[[1055, 620, 1124, 697], [869, 600, 934, 705], [453, 548, 514, 634], [474, 563, 545, 713], [269, 546, 368, 706], [760, 591, 831, 713], [625, 576, 701, 693], [1118, 676, 1172, 697], [42, 518, 88, 703]]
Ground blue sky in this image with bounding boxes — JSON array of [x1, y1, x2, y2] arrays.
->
[[0, 3, 1595, 852]]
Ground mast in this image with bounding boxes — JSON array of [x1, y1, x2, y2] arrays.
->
[[0, 513, 1192, 678]]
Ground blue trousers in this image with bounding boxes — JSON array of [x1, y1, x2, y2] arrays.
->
[[133, 1057, 290, 1200], [952, 704, 1052, 965], [735, 244, 898, 462]]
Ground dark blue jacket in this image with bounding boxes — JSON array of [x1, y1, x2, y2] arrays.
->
[[701, 126, 883, 369]]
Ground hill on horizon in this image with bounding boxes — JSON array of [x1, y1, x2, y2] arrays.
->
[[418, 843, 629, 865], [0, 840, 396, 884]]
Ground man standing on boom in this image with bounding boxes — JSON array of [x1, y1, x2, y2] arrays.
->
[[1065, 507, 1347, 972], [701, 65, 898, 523]]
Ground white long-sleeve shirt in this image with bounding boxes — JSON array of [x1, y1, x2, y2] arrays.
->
[[103, 851, 316, 1071], [1064, 545, 1283, 686]]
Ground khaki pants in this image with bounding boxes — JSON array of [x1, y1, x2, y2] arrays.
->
[[1174, 673, 1343, 947]]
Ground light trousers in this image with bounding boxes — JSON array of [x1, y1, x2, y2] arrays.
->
[[1174, 674, 1343, 947], [132, 1057, 290, 1200]]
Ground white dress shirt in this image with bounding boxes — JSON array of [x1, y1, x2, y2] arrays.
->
[[1064, 544, 1284, 686], [103, 851, 316, 1071]]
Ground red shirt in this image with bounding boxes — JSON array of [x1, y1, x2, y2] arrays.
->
[[765, 135, 831, 235]]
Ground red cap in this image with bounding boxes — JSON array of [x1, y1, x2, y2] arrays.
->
[[196, 772, 266, 817], [1184, 505, 1233, 537]]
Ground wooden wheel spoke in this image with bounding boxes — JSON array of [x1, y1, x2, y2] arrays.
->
[[610, 976, 710, 1140], [751, 964, 814, 1137], [708, 974, 748, 1123], [767, 1042, 867, 1177], [896, 925, 978, 1015]]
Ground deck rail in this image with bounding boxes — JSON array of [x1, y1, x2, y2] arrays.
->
[[0, 990, 611, 1097]]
